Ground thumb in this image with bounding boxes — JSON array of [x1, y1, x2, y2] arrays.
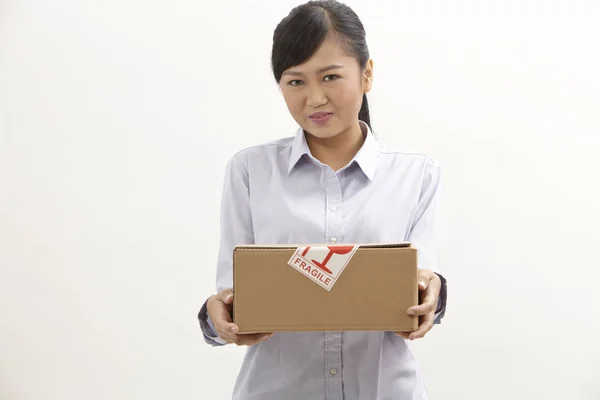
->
[[220, 289, 234, 304], [417, 270, 429, 290]]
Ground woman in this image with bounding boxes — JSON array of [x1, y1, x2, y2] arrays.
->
[[198, 1, 447, 399]]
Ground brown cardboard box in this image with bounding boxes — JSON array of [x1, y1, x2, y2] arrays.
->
[[233, 243, 418, 333]]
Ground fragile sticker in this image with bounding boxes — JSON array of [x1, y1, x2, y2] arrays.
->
[[287, 245, 359, 291]]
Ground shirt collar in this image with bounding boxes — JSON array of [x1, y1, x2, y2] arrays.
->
[[287, 120, 379, 182]]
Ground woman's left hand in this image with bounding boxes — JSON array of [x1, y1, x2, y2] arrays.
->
[[396, 269, 441, 341]]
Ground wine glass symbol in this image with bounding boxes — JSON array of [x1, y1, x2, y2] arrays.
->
[[311, 245, 354, 274]]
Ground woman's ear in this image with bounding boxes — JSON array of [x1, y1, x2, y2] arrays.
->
[[363, 59, 374, 93]]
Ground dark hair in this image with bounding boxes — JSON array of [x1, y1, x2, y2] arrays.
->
[[271, 0, 372, 130]]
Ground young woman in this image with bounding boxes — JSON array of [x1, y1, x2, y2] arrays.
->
[[198, 1, 447, 399]]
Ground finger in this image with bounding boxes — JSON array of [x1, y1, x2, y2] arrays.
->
[[210, 299, 237, 337], [408, 289, 437, 316], [408, 276, 441, 316], [417, 269, 431, 290], [409, 312, 435, 340], [234, 332, 274, 346], [215, 323, 237, 343], [395, 331, 411, 340], [216, 322, 240, 337], [217, 288, 234, 304], [216, 324, 245, 345], [211, 301, 232, 324]]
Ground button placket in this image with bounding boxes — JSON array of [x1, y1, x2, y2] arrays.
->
[[324, 169, 343, 246], [324, 332, 343, 400], [324, 168, 344, 400]]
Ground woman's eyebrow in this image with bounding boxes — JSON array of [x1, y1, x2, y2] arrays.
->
[[282, 64, 344, 77]]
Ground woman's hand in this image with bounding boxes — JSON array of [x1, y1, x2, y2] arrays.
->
[[207, 289, 274, 346], [396, 269, 441, 341]]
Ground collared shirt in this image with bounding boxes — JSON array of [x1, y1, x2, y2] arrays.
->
[[199, 121, 444, 400]]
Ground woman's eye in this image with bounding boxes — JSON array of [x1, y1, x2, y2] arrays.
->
[[288, 80, 304, 86], [324, 74, 339, 82]]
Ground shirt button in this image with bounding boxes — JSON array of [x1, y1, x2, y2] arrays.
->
[[329, 206, 338, 212], [330, 368, 338, 376], [329, 237, 337, 244]]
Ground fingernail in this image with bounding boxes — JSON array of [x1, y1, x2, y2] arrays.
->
[[262, 334, 271, 340], [231, 326, 239, 334], [419, 281, 426, 288], [408, 309, 416, 315], [226, 294, 233, 302]]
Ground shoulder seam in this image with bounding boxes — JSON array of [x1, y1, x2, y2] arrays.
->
[[376, 148, 429, 157], [231, 140, 294, 158]]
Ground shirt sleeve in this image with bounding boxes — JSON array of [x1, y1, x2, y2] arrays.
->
[[198, 299, 228, 346], [197, 151, 255, 345], [407, 156, 447, 324]]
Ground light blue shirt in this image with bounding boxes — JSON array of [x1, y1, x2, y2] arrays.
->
[[200, 121, 443, 400]]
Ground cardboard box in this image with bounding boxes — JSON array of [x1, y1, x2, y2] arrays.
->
[[233, 243, 418, 333]]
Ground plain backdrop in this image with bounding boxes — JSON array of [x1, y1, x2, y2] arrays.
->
[[1, 0, 599, 399]]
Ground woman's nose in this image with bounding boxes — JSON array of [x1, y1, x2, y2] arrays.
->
[[306, 88, 328, 108]]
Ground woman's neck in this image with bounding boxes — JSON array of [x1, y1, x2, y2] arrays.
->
[[305, 122, 365, 172]]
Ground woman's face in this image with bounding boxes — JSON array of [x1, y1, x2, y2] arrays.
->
[[279, 35, 373, 139]]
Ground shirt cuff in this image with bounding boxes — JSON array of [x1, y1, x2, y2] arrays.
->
[[433, 272, 447, 324], [198, 298, 228, 346]]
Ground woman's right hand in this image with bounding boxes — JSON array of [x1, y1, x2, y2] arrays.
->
[[206, 289, 274, 346]]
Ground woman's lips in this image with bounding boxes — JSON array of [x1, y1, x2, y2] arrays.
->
[[309, 112, 333, 125]]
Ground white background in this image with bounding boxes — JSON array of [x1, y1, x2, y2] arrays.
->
[[1, 0, 599, 399]]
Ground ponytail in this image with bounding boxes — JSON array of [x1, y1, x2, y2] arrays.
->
[[358, 93, 371, 131]]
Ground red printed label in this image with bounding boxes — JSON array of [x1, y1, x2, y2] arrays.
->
[[287, 245, 360, 290]]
